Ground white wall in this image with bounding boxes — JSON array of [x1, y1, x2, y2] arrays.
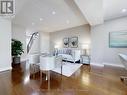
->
[[91, 17, 127, 67], [50, 25, 91, 52], [40, 31, 50, 53], [12, 24, 27, 61], [0, 18, 11, 72]]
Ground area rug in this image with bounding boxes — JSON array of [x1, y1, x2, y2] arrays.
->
[[52, 62, 82, 77]]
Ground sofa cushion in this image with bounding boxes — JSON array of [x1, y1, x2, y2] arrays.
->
[[58, 54, 74, 61]]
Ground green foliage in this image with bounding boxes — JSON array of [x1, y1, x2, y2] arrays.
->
[[11, 39, 24, 57]]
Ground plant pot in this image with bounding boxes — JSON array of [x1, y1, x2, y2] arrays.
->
[[13, 56, 20, 64]]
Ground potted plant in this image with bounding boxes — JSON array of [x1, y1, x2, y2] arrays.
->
[[11, 39, 24, 64]]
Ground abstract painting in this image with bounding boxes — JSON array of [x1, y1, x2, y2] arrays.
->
[[69, 37, 78, 48], [109, 31, 127, 48], [63, 38, 69, 48]]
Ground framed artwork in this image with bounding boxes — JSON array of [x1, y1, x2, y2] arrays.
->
[[69, 37, 78, 48], [63, 38, 69, 48], [109, 31, 127, 48]]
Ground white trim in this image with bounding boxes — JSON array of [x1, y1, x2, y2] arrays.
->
[[103, 62, 124, 68], [0, 67, 12, 72], [90, 62, 104, 67]]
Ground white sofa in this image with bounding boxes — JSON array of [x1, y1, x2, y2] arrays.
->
[[57, 49, 81, 63]]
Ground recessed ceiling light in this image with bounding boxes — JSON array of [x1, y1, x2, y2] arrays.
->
[[122, 9, 127, 13], [52, 11, 56, 15], [40, 18, 43, 21], [32, 22, 35, 25], [66, 20, 70, 24]]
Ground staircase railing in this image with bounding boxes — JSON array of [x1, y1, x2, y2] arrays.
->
[[27, 32, 39, 53]]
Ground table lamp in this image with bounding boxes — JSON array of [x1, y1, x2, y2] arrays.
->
[[54, 44, 59, 56], [82, 44, 89, 55]]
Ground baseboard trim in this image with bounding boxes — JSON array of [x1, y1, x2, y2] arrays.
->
[[103, 62, 124, 68], [90, 62, 104, 67], [0, 67, 12, 72]]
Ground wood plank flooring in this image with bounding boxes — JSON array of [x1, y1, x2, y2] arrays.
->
[[0, 62, 127, 95]]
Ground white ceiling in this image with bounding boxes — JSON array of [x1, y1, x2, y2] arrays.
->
[[12, 0, 127, 32], [104, 0, 127, 20], [74, 0, 104, 26], [12, 0, 88, 32]]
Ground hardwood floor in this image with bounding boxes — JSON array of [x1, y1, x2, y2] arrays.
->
[[0, 62, 127, 95]]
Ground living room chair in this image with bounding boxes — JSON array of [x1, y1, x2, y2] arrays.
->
[[28, 54, 40, 76], [55, 55, 63, 75]]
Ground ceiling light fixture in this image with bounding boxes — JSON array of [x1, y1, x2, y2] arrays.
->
[[122, 9, 127, 13], [52, 11, 56, 15], [40, 18, 43, 21], [66, 20, 70, 24]]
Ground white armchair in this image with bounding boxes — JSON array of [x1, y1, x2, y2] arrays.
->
[[28, 53, 40, 75], [40, 56, 55, 71], [40, 56, 55, 82], [55, 56, 63, 74]]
